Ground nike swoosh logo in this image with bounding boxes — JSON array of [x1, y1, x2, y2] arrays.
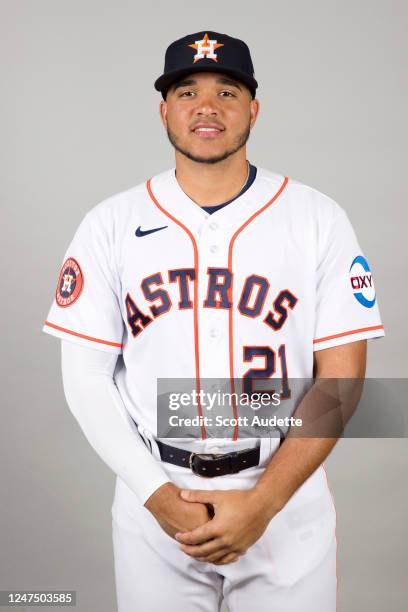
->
[[135, 225, 168, 237]]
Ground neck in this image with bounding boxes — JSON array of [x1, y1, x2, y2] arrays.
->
[[174, 150, 249, 206]]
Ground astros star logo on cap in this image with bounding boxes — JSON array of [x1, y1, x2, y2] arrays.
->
[[188, 33, 224, 63]]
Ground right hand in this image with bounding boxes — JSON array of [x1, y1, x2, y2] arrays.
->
[[144, 482, 211, 539]]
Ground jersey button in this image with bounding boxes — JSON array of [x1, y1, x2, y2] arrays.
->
[[209, 328, 219, 338], [210, 244, 218, 253], [209, 221, 218, 231]]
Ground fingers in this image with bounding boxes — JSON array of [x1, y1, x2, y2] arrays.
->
[[180, 538, 248, 563], [213, 552, 240, 565], [180, 489, 219, 505], [195, 550, 241, 564], [175, 522, 218, 545], [179, 539, 223, 558], [194, 548, 230, 563]]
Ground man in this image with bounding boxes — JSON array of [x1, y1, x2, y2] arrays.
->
[[43, 31, 384, 611]]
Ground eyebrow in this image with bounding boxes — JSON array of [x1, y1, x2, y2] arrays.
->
[[216, 77, 242, 90], [171, 76, 242, 92]]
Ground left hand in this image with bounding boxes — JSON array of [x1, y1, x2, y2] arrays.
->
[[175, 488, 275, 565]]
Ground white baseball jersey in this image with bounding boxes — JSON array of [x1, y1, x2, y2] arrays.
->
[[43, 167, 384, 448]]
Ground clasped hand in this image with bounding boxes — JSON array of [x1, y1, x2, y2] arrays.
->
[[175, 488, 273, 565]]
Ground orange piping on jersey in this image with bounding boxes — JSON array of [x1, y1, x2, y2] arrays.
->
[[44, 321, 123, 348], [146, 178, 206, 440], [228, 176, 289, 441], [313, 324, 384, 344]]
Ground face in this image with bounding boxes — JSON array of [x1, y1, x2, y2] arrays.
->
[[160, 72, 259, 164]]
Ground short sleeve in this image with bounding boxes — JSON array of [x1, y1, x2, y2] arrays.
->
[[42, 211, 124, 354], [313, 204, 385, 351]]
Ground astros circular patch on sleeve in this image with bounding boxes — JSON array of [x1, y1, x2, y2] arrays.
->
[[56, 257, 84, 307]]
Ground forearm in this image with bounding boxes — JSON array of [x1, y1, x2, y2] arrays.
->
[[253, 436, 337, 517], [60, 340, 171, 505], [254, 340, 367, 517]]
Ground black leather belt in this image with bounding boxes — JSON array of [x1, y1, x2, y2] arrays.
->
[[156, 440, 261, 477]]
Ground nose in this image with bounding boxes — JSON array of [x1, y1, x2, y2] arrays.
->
[[194, 92, 219, 117]]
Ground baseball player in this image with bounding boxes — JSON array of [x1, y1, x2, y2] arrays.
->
[[43, 31, 384, 611]]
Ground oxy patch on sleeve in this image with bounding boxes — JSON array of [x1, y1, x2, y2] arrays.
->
[[349, 255, 376, 309]]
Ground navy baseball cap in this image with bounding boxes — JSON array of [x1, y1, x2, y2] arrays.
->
[[154, 31, 258, 99]]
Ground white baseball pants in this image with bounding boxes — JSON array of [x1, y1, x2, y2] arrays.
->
[[111, 462, 337, 612]]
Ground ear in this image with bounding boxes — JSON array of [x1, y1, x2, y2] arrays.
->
[[159, 100, 168, 128], [249, 98, 260, 129]]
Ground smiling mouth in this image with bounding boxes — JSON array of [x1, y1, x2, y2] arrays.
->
[[192, 127, 224, 138]]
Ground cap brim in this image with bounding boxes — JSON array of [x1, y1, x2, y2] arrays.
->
[[154, 65, 258, 97]]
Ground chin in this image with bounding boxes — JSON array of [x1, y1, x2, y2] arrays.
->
[[170, 132, 242, 164], [186, 149, 233, 164]]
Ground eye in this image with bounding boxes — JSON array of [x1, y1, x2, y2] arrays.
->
[[219, 90, 236, 97], [179, 90, 195, 97]]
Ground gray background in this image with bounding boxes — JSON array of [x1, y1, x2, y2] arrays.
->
[[1, 1, 407, 610]]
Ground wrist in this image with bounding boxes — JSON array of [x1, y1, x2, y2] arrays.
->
[[250, 483, 286, 520], [144, 481, 177, 514]]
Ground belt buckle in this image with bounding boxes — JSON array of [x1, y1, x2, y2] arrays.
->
[[188, 451, 242, 477], [188, 452, 217, 476], [188, 452, 196, 472]]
